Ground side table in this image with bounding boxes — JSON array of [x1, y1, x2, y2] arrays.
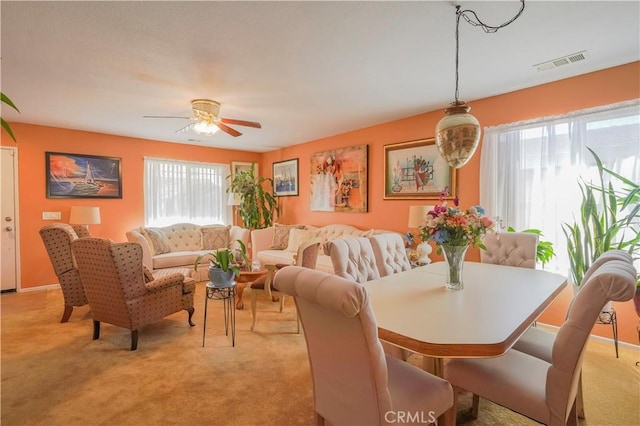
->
[[234, 270, 268, 310], [203, 281, 237, 347]]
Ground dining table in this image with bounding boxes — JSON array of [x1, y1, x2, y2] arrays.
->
[[364, 261, 567, 377]]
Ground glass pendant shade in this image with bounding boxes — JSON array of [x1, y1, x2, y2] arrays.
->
[[435, 101, 481, 169]]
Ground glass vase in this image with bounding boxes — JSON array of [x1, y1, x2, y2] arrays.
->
[[441, 244, 469, 290]]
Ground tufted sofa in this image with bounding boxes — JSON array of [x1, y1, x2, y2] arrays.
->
[[126, 223, 250, 282], [251, 224, 398, 274]]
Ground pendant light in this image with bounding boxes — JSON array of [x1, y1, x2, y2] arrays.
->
[[435, 1, 526, 169]]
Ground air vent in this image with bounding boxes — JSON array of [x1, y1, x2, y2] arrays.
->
[[533, 50, 589, 71]]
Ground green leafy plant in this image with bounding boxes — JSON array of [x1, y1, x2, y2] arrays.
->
[[562, 147, 640, 286], [506, 227, 556, 268], [229, 163, 279, 230], [194, 239, 249, 278], [1, 93, 20, 142]]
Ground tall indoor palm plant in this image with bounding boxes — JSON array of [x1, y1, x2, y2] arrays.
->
[[229, 163, 278, 230], [1, 92, 20, 142], [562, 148, 640, 287]]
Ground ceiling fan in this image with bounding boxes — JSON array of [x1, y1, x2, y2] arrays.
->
[[144, 99, 261, 137]]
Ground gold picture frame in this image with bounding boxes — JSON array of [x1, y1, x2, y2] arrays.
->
[[383, 138, 457, 200]]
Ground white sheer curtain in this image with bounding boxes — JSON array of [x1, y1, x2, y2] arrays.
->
[[480, 99, 640, 276], [144, 157, 232, 227]]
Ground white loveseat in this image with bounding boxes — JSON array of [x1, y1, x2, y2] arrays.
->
[[251, 224, 379, 274], [126, 223, 250, 282]]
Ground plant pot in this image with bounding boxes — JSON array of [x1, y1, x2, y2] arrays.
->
[[209, 266, 235, 287], [633, 287, 640, 318]]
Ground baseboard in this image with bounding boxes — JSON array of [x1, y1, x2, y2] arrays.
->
[[538, 322, 639, 349], [17, 283, 60, 293]]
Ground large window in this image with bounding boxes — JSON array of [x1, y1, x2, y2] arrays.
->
[[480, 99, 639, 276], [144, 157, 231, 227]]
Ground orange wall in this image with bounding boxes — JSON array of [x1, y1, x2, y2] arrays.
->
[[2, 124, 259, 290], [3, 62, 639, 345]]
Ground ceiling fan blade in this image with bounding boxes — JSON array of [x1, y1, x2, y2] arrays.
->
[[217, 122, 242, 137], [220, 118, 262, 128], [143, 115, 193, 119], [175, 123, 194, 134]]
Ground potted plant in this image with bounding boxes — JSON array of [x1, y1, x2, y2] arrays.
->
[[228, 163, 279, 230], [1, 92, 20, 142], [194, 240, 249, 287], [562, 148, 639, 290]]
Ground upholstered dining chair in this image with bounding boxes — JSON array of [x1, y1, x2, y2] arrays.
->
[[273, 266, 455, 426], [246, 238, 321, 331], [444, 259, 636, 425], [511, 249, 635, 419], [39, 223, 88, 322], [71, 237, 196, 350], [480, 232, 538, 269], [325, 236, 380, 282], [368, 233, 412, 277]]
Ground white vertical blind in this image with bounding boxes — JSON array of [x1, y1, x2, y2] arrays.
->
[[144, 157, 231, 227], [480, 99, 640, 276]]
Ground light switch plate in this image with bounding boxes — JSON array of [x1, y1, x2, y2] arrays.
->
[[42, 212, 61, 220]]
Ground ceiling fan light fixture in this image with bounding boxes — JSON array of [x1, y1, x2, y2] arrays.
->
[[193, 120, 219, 135]]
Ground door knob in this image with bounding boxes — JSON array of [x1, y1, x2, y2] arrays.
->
[[5, 226, 13, 231]]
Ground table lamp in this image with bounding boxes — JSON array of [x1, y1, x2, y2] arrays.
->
[[408, 205, 433, 265], [69, 206, 101, 237]]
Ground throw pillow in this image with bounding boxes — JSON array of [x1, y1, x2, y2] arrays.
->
[[202, 225, 231, 250], [142, 227, 172, 255], [271, 224, 304, 250], [286, 228, 318, 253]]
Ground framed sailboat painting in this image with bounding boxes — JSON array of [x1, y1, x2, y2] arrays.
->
[[45, 152, 122, 199]]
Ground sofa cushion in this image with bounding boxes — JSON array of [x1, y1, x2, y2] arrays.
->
[[286, 228, 318, 253], [142, 227, 172, 255], [271, 223, 304, 249], [256, 250, 334, 274], [201, 225, 231, 250], [152, 250, 211, 270]]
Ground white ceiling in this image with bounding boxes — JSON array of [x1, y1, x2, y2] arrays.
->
[[2, 1, 639, 153]]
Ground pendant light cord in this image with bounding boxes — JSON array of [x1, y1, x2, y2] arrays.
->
[[454, 0, 526, 103]]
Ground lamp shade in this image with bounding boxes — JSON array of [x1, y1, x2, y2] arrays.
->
[[435, 102, 481, 169], [69, 206, 101, 225], [408, 205, 434, 229], [227, 192, 241, 206]]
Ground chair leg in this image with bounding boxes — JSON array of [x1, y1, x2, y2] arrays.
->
[[187, 307, 195, 326], [60, 305, 73, 323], [92, 320, 100, 340], [313, 412, 325, 426], [577, 373, 585, 419], [279, 295, 285, 313], [471, 394, 480, 419], [250, 290, 258, 331], [567, 397, 578, 426], [131, 330, 138, 351], [441, 387, 458, 426], [611, 311, 619, 358]]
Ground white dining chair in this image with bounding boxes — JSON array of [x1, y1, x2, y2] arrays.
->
[[368, 232, 412, 277], [480, 232, 538, 269], [274, 266, 455, 426], [325, 236, 380, 282], [511, 249, 635, 419], [444, 259, 636, 425]]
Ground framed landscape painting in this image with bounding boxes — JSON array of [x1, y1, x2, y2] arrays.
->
[[310, 144, 368, 213], [383, 138, 457, 200], [273, 158, 299, 196], [46, 152, 122, 199]]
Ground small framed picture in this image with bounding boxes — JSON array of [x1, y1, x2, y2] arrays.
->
[[383, 138, 457, 200], [46, 152, 122, 199], [231, 161, 258, 181], [272, 158, 299, 196]]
